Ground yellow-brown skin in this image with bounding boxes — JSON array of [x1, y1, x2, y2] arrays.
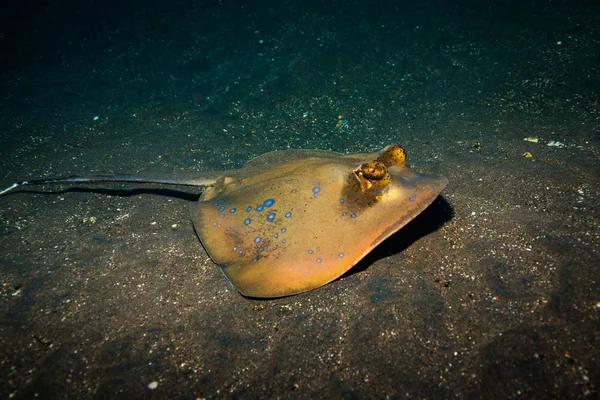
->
[[191, 145, 447, 298]]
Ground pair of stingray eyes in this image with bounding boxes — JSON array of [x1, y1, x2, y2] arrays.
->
[[360, 145, 407, 181], [353, 145, 406, 190]]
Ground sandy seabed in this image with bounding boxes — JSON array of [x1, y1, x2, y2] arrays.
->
[[0, 0, 599, 398]]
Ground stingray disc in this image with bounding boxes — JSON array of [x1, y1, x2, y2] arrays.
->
[[190, 144, 447, 297]]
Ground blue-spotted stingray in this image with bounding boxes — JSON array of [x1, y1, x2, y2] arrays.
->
[[0, 144, 447, 297]]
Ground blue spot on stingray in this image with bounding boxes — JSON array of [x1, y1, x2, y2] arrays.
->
[[281, 227, 287, 233], [219, 205, 226, 212], [313, 187, 320, 198], [229, 208, 237, 213], [339, 198, 345, 204], [308, 249, 313, 254], [274, 233, 279, 238], [285, 212, 292, 218], [239, 250, 244, 255], [316, 247, 320, 251], [256, 205, 264, 212], [258, 247, 264, 252], [246, 206, 252, 212], [282, 239, 287, 243], [263, 199, 274, 207], [226, 227, 231, 231], [254, 237, 261, 243], [212, 222, 217, 226], [339, 253, 344, 257], [220, 214, 225, 218], [233, 246, 237, 252], [213, 202, 220, 206], [266, 213, 276, 222], [351, 213, 357, 218], [410, 194, 416, 201], [342, 211, 348, 217], [244, 218, 252, 225], [316, 258, 322, 263], [253, 256, 259, 262]]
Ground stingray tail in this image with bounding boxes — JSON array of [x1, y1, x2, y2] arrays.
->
[[0, 174, 217, 196]]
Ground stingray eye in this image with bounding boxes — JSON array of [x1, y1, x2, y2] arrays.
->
[[377, 144, 406, 166], [353, 160, 391, 192], [360, 161, 387, 180]]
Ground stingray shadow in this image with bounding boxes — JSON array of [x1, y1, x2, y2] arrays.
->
[[340, 195, 454, 279]]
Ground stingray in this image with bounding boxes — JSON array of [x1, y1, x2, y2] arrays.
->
[[0, 144, 447, 297]]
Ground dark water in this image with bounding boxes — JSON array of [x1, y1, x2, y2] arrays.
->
[[0, 0, 599, 398]]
